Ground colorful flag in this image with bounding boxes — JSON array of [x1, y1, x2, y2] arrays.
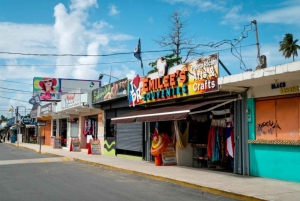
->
[[134, 38, 142, 60], [154, 122, 159, 138], [134, 38, 144, 76], [226, 124, 234, 158]]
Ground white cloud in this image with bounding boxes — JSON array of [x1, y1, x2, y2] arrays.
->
[[126, 70, 136, 80], [70, 0, 98, 11], [92, 20, 114, 29], [0, 23, 55, 59], [221, 5, 243, 25], [161, 0, 226, 11], [248, 6, 300, 25], [108, 4, 120, 16]]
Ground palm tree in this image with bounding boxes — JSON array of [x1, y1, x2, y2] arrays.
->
[[279, 33, 300, 61]]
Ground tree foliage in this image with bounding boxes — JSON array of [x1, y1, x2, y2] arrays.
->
[[155, 11, 199, 63], [279, 33, 300, 61], [147, 53, 181, 74]]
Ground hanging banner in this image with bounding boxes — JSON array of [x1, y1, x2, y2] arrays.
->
[[129, 53, 219, 106]]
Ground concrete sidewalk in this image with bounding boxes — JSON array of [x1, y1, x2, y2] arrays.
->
[[4, 142, 300, 201]]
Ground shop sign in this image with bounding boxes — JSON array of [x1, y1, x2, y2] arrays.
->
[[92, 78, 128, 104], [21, 116, 35, 125], [40, 103, 53, 115], [88, 139, 101, 155], [129, 53, 219, 106], [271, 82, 286, 89], [61, 90, 81, 109], [280, 86, 299, 94], [7, 117, 15, 126], [70, 138, 81, 152]]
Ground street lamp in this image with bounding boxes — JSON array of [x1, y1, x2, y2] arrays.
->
[[98, 73, 119, 83]]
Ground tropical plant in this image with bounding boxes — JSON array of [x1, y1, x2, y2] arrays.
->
[[148, 53, 181, 74], [279, 33, 300, 61]]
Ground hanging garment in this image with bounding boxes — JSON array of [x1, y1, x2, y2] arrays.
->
[[207, 125, 216, 159], [226, 123, 234, 158], [174, 121, 189, 149], [218, 126, 226, 162], [212, 128, 220, 162]]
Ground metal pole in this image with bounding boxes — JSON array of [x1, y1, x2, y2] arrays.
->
[[39, 124, 41, 153], [16, 107, 19, 146], [109, 66, 112, 84], [252, 20, 261, 65]]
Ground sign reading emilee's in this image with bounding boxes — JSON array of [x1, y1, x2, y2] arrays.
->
[[92, 78, 128, 104], [129, 53, 219, 106]]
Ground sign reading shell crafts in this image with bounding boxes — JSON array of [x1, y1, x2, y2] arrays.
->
[[129, 53, 219, 106]]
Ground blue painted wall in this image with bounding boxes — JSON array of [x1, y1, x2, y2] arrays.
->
[[248, 98, 300, 183], [249, 144, 300, 182]]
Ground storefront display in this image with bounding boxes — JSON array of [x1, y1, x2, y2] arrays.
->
[[111, 53, 246, 174]]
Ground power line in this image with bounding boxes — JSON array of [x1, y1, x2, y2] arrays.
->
[[0, 43, 256, 68], [0, 96, 29, 103], [0, 49, 172, 57]]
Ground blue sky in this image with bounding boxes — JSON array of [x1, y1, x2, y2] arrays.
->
[[0, 0, 299, 117]]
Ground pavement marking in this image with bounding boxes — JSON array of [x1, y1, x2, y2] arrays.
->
[[0, 157, 73, 166]]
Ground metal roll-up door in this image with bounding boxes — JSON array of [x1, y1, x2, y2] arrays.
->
[[116, 122, 143, 152], [70, 122, 79, 138]]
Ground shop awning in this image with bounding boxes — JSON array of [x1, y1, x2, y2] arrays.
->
[[111, 99, 236, 124]]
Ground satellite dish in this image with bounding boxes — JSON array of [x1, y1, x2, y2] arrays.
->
[[98, 74, 104, 80]]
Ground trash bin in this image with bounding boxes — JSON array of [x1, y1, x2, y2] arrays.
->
[[10, 135, 16, 143]]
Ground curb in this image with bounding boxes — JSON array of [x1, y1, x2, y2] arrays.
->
[[7, 143, 265, 201]]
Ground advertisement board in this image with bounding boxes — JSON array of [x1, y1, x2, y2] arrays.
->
[[33, 77, 101, 101], [61, 90, 81, 110], [129, 53, 219, 106], [92, 78, 128, 104]]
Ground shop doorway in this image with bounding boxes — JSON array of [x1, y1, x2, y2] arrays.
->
[[59, 119, 67, 147]]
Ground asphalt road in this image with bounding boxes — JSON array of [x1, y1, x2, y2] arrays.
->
[[0, 143, 237, 201]]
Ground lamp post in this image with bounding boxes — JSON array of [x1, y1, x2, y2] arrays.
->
[[15, 106, 27, 146], [98, 73, 119, 83]]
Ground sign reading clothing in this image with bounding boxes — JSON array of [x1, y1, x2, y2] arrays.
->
[[129, 53, 219, 106], [61, 90, 81, 110]]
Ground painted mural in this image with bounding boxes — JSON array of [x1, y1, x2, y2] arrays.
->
[[129, 53, 219, 107]]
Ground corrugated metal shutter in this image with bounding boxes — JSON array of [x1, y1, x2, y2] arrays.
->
[[116, 122, 143, 152], [70, 123, 79, 138]]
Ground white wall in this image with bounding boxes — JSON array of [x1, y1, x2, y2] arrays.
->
[[176, 144, 193, 166], [248, 80, 300, 98]]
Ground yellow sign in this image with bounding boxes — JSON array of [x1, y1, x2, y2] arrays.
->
[[280, 86, 299, 94]]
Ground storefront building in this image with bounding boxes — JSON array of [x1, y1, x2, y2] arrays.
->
[[92, 78, 143, 157], [219, 61, 300, 182], [54, 90, 104, 150], [112, 53, 249, 174], [39, 103, 53, 145], [20, 116, 36, 143]]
